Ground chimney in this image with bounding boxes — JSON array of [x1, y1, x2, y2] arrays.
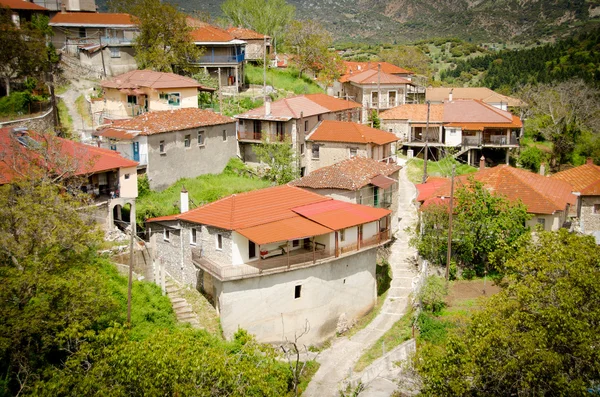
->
[[587, 157, 594, 165], [539, 162, 546, 176], [60, 1, 66, 13], [479, 156, 485, 170], [449, 88, 453, 102], [265, 96, 271, 116], [180, 186, 189, 213]]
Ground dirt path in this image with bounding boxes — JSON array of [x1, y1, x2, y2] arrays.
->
[[58, 78, 96, 142], [303, 167, 419, 396]]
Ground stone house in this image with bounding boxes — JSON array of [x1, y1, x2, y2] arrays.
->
[[0, 127, 138, 231], [33, 0, 96, 15], [226, 27, 271, 62], [421, 161, 576, 232], [551, 158, 600, 243], [95, 70, 214, 121], [380, 99, 522, 166], [49, 12, 139, 77], [146, 184, 392, 345], [426, 87, 524, 111], [236, 93, 362, 171], [190, 23, 246, 91], [305, 120, 398, 175], [290, 157, 401, 231], [0, 0, 49, 27], [94, 108, 236, 190]]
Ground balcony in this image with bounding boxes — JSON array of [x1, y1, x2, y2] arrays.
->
[[238, 130, 287, 142], [462, 135, 518, 147], [196, 53, 245, 65], [192, 230, 391, 281], [367, 100, 398, 109]]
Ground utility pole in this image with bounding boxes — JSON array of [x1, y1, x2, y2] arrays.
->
[[377, 63, 381, 115], [99, 36, 107, 79], [422, 100, 431, 184], [127, 223, 134, 324], [263, 35, 267, 99], [445, 164, 456, 281]]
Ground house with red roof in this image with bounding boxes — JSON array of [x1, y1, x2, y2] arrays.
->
[[96, 69, 214, 120], [190, 23, 246, 90], [0, 0, 48, 27], [146, 184, 392, 344], [49, 12, 139, 76], [291, 156, 401, 230], [381, 99, 522, 166], [426, 87, 524, 111], [305, 120, 398, 175], [0, 127, 138, 231], [235, 93, 362, 173], [226, 27, 270, 62], [421, 162, 576, 231], [551, 158, 600, 242], [94, 108, 236, 190]]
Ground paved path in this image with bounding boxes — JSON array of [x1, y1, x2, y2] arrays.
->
[[58, 78, 95, 142], [304, 167, 418, 396]]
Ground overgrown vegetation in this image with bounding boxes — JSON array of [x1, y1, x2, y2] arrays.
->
[[74, 94, 92, 127], [245, 64, 323, 95], [404, 156, 477, 185]]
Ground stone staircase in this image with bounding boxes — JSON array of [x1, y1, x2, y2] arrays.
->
[[165, 280, 201, 328]]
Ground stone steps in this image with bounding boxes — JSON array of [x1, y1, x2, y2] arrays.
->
[[165, 280, 201, 328]]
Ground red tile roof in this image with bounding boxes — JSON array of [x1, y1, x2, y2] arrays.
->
[[227, 26, 269, 39], [426, 87, 524, 107], [0, 128, 137, 184], [190, 24, 236, 42], [290, 157, 400, 191], [550, 161, 600, 195], [101, 69, 210, 90], [236, 94, 361, 121], [147, 185, 391, 243], [308, 120, 398, 145], [415, 177, 448, 203], [347, 69, 412, 85], [101, 108, 234, 137], [50, 12, 135, 27], [0, 0, 47, 10], [380, 104, 444, 122], [340, 61, 413, 83], [430, 165, 576, 215]]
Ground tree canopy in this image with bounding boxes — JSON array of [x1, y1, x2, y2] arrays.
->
[[221, 0, 295, 42], [416, 230, 600, 396], [253, 136, 299, 184], [285, 20, 334, 79]]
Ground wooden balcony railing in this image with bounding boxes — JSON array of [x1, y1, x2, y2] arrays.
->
[[238, 130, 287, 142]]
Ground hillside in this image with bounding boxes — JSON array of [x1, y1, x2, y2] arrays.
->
[[98, 0, 600, 44]]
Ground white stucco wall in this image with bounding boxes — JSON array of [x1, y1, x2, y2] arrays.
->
[[445, 127, 462, 146], [101, 86, 199, 118], [118, 166, 138, 198], [218, 248, 377, 345], [526, 213, 562, 231]]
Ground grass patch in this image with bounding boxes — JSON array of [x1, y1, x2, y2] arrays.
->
[[56, 98, 73, 137], [354, 308, 414, 372], [180, 287, 221, 336], [55, 83, 71, 95], [246, 64, 324, 95], [75, 94, 92, 127], [136, 158, 272, 224], [405, 157, 477, 184]]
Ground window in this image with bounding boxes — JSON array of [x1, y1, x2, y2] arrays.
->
[[292, 239, 299, 247], [276, 122, 285, 141], [336, 113, 342, 121], [537, 218, 546, 229], [190, 229, 197, 245], [78, 27, 86, 38], [349, 148, 357, 158], [359, 194, 363, 204], [127, 95, 137, 105], [294, 285, 302, 299], [312, 144, 320, 159], [304, 120, 309, 132], [300, 143, 305, 155], [198, 132, 205, 146], [163, 229, 170, 242], [340, 229, 345, 242], [371, 91, 379, 106], [594, 204, 600, 214], [159, 92, 168, 101], [184, 134, 191, 148], [159, 140, 165, 154], [248, 240, 256, 259], [109, 47, 120, 58], [110, 144, 117, 151], [124, 173, 130, 180], [168, 93, 180, 106], [222, 129, 227, 141], [300, 167, 306, 177], [216, 233, 223, 250], [318, 114, 323, 121]]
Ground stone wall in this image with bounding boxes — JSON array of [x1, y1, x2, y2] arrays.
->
[[580, 195, 600, 234], [0, 107, 55, 132]]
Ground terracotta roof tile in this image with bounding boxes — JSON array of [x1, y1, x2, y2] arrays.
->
[[380, 104, 444, 122], [347, 69, 412, 85], [190, 24, 235, 42], [292, 200, 391, 230], [0, 127, 137, 184], [426, 87, 524, 107], [308, 120, 398, 145], [0, 0, 47, 10], [431, 165, 575, 215], [50, 12, 135, 26], [290, 157, 400, 191], [236, 94, 361, 120], [339, 61, 413, 83], [227, 26, 269, 39], [101, 69, 210, 90], [550, 161, 600, 195], [415, 177, 448, 202], [103, 108, 234, 136]]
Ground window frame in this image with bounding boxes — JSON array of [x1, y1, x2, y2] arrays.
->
[[311, 144, 320, 159], [163, 229, 170, 242], [198, 131, 205, 147], [159, 140, 166, 154], [294, 285, 302, 299], [304, 120, 309, 132], [216, 233, 223, 250], [349, 147, 357, 158], [594, 204, 600, 214], [340, 229, 345, 242], [184, 134, 191, 148], [109, 47, 121, 58], [167, 92, 181, 106], [222, 129, 227, 142], [190, 228, 197, 245]]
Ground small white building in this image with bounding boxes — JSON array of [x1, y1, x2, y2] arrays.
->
[[147, 185, 392, 345]]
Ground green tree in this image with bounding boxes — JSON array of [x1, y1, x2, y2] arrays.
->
[[221, 0, 295, 45], [285, 20, 333, 78], [416, 230, 600, 396], [378, 45, 431, 77], [253, 136, 298, 184], [368, 110, 381, 129]]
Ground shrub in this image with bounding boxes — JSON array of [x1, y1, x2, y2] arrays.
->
[[0, 91, 32, 116], [519, 146, 544, 172], [417, 312, 451, 344], [419, 276, 448, 314], [376, 259, 392, 296], [137, 174, 151, 197]]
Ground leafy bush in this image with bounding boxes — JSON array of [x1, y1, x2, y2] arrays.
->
[[0, 91, 32, 116], [518, 146, 544, 172], [137, 174, 151, 197], [417, 312, 451, 344], [376, 259, 392, 296], [419, 276, 448, 314]]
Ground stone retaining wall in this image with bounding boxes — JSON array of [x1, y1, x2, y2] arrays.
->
[[0, 107, 55, 132]]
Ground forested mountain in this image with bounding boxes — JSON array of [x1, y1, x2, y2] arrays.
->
[[441, 28, 600, 91], [97, 0, 600, 44]]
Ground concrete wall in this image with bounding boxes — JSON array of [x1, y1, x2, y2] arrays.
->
[[145, 121, 237, 190], [526, 213, 562, 231], [102, 86, 199, 118], [381, 119, 409, 141], [218, 248, 377, 345], [79, 46, 137, 77], [445, 127, 462, 146], [580, 196, 600, 234], [306, 141, 368, 174], [118, 166, 138, 198]]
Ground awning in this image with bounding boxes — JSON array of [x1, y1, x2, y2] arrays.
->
[[293, 201, 391, 230], [411, 123, 441, 128], [370, 174, 396, 190], [237, 216, 332, 245]]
